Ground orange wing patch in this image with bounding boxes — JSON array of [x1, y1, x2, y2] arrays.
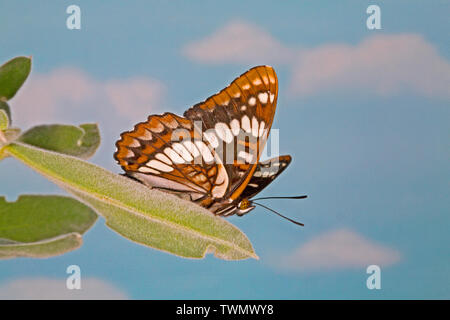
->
[[115, 113, 192, 171], [114, 112, 229, 200]]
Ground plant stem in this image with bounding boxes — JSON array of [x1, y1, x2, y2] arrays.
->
[[0, 130, 7, 145]]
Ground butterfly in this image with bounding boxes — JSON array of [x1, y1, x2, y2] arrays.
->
[[114, 66, 306, 225]]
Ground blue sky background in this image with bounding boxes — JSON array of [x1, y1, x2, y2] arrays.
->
[[0, 0, 449, 299]]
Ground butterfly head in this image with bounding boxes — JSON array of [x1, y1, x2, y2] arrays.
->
[[236, 198, 255, 216]]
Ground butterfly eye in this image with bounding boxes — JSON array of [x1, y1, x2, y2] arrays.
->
[[239, 199, 250, 210]]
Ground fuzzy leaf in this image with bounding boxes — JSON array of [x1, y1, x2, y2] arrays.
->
[[0, 110, 8, 130], [5, 142, 258, 260], [0, 195, 98, 242], [0, 233, 83, 259], [0, 195, 97, 259], [0, 56, 32, 101], [18, 123, 100, 159], [0, 101, 11, 126]]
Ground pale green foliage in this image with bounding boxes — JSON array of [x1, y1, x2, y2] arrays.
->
[[0, 101, 11, 120], [0, 102, 10, 127], [0, 110, 8, 131], [0, 56, 31, 101], [0, 233, 83, 259], [19, 123, 100, 159], [0, 56, 105, 260], [0, 195, 97, 259], [5, 143, 258, 260]]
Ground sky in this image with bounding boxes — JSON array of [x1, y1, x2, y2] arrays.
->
[[0, 0, 449, 299]]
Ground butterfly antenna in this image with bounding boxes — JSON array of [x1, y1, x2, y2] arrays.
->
[[252, 195, 307, 201], [253, 202, 304, 227]]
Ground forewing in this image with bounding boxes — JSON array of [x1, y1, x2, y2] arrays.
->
[[184, 65, 279, 201]]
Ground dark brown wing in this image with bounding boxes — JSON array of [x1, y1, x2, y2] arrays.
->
[[238, 155, 292, 200], [214, 155, 292, 217]]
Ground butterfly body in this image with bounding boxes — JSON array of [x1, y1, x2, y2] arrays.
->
[[115, 66, 293, 217]]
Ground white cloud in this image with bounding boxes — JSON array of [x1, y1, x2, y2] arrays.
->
[[104, 77, 166, 120], [290, 34, 450, 99], [275, 229, 401, 272], [10, 67, 166, 129], [183, 21, 450, 99], [183, 20, 296, 65], [0, 277, 128, 300]]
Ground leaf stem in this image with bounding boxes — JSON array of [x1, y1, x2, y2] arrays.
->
[[0, 130, 7, 145]]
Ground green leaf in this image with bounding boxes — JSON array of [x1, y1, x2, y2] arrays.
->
[[0, 195, 97, 242], [5, 142, 258, 260], [0, 101, 11, 126], [0, 110, 8, 130], [0, 195, 98, 259], [0, 233, 83, 259], [0, 56, 32, 101], [18, 123, 100, 159]]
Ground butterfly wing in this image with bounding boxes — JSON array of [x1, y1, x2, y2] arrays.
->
[[214, 155, 292, 216], [114, 65, 279, 214], [114, 112, 230, 205], [238, 155, 292, 200]]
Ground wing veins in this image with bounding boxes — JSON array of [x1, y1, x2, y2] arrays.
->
[[143, 121, 211, 193]]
